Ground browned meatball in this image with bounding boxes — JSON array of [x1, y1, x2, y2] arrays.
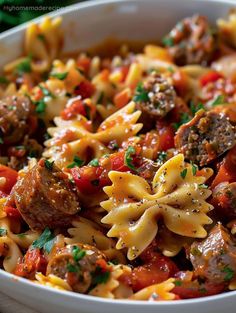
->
[[175, 110, 236, 166], [13, 159, 80, 230], [190, 224, 236, 284], [163, 15, 215, 65], [212, 182, 236, 220], [47, 244, 108, 293], [134, 73, 176, 130], [0, 95, 34, 145]]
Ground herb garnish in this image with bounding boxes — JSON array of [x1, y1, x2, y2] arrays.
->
[[16, 57, 32, 75], [222, 266, 235, 281], [44, 160, 54, 171], [191, 162, 198, 176], [51, 72, 68, 80], [211, 95, 225, 106], [190, 101, 204, 115], [89, 158, 99, 167], [67, 263, 78, 273], [32, 227, 55, 253], [124, 146, 137, 172], [39, 85, 54, 98], [35, 99, 46, 114], [37, 34, 45, 41], [72, 246, 86, 262], [180, 168, 187, 179], [0, 228, 7, 236], [162, 37, 174, 47], [67, 156, 84, 168], [198, 184, 208, 189], [133, 83, 149, 103], [156, 151, 167, 164], [173, 112, 191, 130], [174, 280, 182, 286]]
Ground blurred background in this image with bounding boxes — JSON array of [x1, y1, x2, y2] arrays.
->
[[0, 0, 86, 32]]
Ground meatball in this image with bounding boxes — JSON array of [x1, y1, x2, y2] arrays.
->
[[190, 224, 236, 284], [134, 73, 176, 129], [13, 159, 80, 230], [0, 95, 34, 145], [212, 182, 236, 220], [175, 110, 236, 166], [47, 244, 108, 293], [163, 15, 215, 65]]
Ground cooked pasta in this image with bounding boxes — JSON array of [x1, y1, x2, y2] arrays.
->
[[1, 12, 236, 302]]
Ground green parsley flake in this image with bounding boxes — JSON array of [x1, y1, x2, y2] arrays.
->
[[162, 37, 174, 47], [32, 227, 55, 253], [124, 146, 137, 172], [190, 101, 205, 115], [37, 34, 45, 41], [51, 72, 68, 80], [72, 246, 86, 262], [211, 95, 225, 106], [44, 160, 54, 171], [156, 151, 167, 164], [67, 156, 84, 168], [0, 228, 7, 236], [92, 270, 110, 285], [191, 162, 198, 176], [39, 85, 54, 98], [133, 83, 149, 103], [35, 99, 46, 114], [222, 266, 235, 281], [89, 158, 99, 167], [180, 168, 187, 179], [67, 263, 78, 273], [173, 112, 191, 130], [174, 280, 182, 286], [16, 57, 32, 75]]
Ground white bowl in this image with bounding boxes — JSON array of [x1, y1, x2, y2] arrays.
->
[[1, 0, 236, 312]]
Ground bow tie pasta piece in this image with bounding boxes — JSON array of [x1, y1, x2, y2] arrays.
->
[[43, 101, 142, 169], [101, 154, 213, 260], [130, 278, 175, 301]]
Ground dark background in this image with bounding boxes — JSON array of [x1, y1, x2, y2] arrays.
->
[[0, 0, 86, 32]]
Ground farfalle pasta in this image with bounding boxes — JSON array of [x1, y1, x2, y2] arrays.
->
[[1, 12, 236, 302]]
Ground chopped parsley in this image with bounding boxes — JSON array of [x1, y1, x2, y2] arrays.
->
[[92, 268, 110, 285], [67, 263, 78, 273], [174, 280, 182, 286], [89, 158, 99, 167], [162, 36, 174, 47], [222, 266, 235, 281], [16, 57, 32, 75], [199, 287, 207, 293], [35, 99, 46, 114], [173, 112, 191, 130], [16, 233, 26, 239], [156, 151, 167, 164], [44, 160, 54, 171], [191, 162, 198, 176], [124, 146, 137, 172], [51, 72, 68, 80], [180, 168, 187, 179], [39, 85, 54, 98], [72, 246, 86, 262], [133, 82, 149, 103], [32, 227, 55, 253], [211, 95, 225, 106], [190, 101, 205, 115], [67, 156, 84, 168], [0, 76, 9, 84], [0, 228, 7, 236], [167, 66, 174, 73]]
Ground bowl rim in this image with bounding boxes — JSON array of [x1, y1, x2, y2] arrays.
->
[[0, 0, 236, 306]]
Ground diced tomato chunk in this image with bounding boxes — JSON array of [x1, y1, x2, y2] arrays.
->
[[156, 121, 175, 151], [4, 206, 22, 219], [200, 71, 223, 87], [14, 248, 48, 279], [0, 165, 18, 194], [74, 80, 95, 99]]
